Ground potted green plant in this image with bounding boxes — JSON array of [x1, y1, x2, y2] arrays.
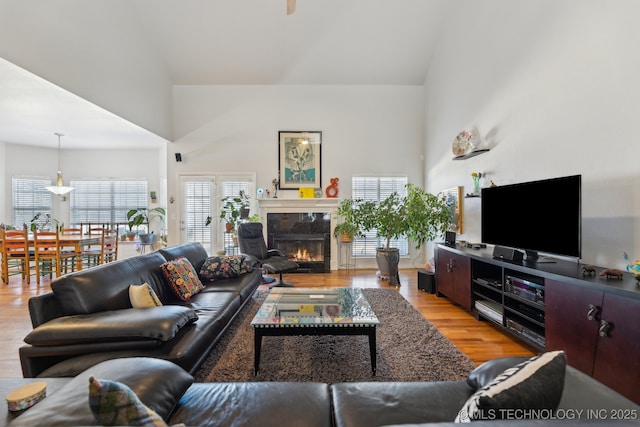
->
[[29, 212, 60, 232], [126, 207, 166, 244], [219, 196, 242, 232], [358, 183, 452, 286], [333, 198, 364, 243], [238, 190, 251, 219]]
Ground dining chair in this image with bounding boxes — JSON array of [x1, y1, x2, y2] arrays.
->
[[102, 227, 119, 264], [1, 225, 34, 285], [60, 227, 83, 273], [83, 227, 107, 267], [33, 228, 75, 285]]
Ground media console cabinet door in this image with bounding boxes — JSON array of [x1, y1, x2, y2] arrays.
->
[[545, 279, 602, 376], [435, 248, 471, 310], [592, 293, 640, 404]]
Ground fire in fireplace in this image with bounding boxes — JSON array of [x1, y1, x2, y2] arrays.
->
[[267, 212, 331, 273]]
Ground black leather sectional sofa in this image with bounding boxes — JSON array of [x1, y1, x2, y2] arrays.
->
[[3, 356, 638, 427], [19, 242, 262, 378]]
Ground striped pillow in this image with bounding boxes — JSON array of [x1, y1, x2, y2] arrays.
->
[[455, 351, 566, 422]]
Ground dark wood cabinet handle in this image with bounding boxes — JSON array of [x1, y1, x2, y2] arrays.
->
[[447, 258, 456, 272], [587, 304, 599, 321], [598, 320, 611, 337]]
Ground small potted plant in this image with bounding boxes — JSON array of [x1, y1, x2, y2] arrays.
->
[[126, 207, 166, 244], [219, 197, 242, 232], [29, 212, 60, 232], [333, 198, 364, 243]]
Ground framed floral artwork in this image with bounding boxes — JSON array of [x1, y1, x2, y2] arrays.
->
[[442, 186, 463, 233], [278, 131, 322, 190]]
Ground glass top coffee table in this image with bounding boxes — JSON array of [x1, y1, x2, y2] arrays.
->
[[251, 287, 380, 375]]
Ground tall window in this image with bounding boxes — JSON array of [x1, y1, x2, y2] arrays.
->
[[70, 180, 148, 226], [352, 176, 409, 257], [12, 177, 53, 227]]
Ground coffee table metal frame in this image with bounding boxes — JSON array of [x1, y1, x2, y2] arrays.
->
[[251, 287, 379, 375]]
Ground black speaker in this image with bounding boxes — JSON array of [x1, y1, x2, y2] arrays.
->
[[175, 153, 182, 162], [417, 269, 435, 293], [492, 246, 524, 263], [444, 231, 456, 247]]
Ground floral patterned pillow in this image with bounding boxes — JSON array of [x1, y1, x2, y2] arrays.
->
[[160, 257, 205, 301], [199, 255, 252, 283]]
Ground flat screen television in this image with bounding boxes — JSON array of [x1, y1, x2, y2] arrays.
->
[[481, 175, 581, 262]]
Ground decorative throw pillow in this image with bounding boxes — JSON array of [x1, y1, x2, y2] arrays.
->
[[455, 351, 566, 423], [199, 255, 251, 282], [129, 283, 163, 308], [160, 257, 205, 301], [88, 376, 168, 427]]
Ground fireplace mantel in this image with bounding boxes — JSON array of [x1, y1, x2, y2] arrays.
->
[[257, 198, 341, 270], [257, 198, 340, 209]]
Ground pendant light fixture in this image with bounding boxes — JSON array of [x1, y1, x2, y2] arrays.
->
[[45, 132, 74, 195]]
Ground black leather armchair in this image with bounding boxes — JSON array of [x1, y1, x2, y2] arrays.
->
[[237, 222, 299, 287]]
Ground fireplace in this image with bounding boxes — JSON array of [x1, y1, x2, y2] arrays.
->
[[267, 212, 331, 273]]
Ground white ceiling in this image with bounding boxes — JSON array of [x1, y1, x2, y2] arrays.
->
[[0, 0, 451, 150]]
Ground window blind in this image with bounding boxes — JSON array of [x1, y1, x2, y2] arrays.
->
[[352, 176, 409, 257], [70, 180, 148, 224], [183, 179, 214, 247], [12, 177, 53, 227]]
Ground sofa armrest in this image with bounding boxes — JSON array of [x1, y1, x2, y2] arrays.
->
[[28, 293, 64, 328]]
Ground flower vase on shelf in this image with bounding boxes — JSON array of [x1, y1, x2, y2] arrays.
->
[[471, 172, 483, 196]]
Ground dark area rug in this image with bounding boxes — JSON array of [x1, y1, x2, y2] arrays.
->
[[194, 288, 476, 384]]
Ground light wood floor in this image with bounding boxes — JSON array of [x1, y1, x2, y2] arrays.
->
[[0, 268, 535, 378]]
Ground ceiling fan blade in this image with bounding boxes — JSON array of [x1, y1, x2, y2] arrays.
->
[[287, 0, 296, 15]]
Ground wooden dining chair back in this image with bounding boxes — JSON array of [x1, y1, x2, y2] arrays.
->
[[0, 225, 32, 284], [33, 228, 75, 284], [102, 228, 119, 264], [81, 227, 107, 267], [59, 227, 83, 273]]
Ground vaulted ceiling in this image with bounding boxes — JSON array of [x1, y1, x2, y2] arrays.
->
[[0, 0, 452, 149]]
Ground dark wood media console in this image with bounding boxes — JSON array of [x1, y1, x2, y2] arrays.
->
[[435, 243, 640, 404]]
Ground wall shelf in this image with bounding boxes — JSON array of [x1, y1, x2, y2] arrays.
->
[[452, 148, 490, 160]]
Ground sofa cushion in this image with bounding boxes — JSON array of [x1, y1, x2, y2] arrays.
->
[[160, 257, 205, 301], [466, 357, 530, 390], [51, 252, 169, 315], [10, 357, 193, 426], [199, 255, 252, 283], [129, 283, 163, 308], [89, 376, 168, 427], [168, 382, 333, 427], [455, 351, 566, 422], [159, 242, 209, 273], [24, 306, 198, 346]]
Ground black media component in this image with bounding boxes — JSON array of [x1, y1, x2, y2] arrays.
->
[[175, 152, 182, 162], [493, 245, 524, 263], [444, 231, 456, 247]]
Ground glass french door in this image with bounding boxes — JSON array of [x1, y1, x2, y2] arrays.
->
[[180, 176, 216, 254]]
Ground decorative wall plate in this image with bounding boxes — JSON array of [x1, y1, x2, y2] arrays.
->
[[452, 129, 478, 157]]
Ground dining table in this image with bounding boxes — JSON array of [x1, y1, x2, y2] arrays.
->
[[30, 233, 103, 272]]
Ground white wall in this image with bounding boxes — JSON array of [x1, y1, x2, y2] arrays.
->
[[0, 1, 173, 140], [169, 84, 426, 267], [3, 144, 163, 227], [424, 0, 640, 269], [0, 142, 6, 225]]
